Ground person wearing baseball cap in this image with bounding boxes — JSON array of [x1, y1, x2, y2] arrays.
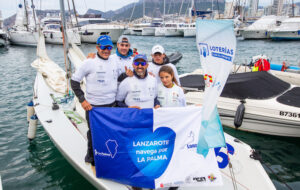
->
[[71, 35, 122, 168], [148, 44, 181, 86], [87, 35, 134, 77], [116, 54, 160, 109]]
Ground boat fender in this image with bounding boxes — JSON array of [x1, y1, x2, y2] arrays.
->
[[50, 33, 53, 39], [52, 102, 59, 110], [27, 101, 35, 122], [234, 100, 246, 128], [27, 115, 38, 140]]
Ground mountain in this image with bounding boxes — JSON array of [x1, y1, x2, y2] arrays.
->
[[4, 0, 225, 27]]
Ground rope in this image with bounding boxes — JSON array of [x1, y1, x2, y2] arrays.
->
[[226, 149, 238, 190]]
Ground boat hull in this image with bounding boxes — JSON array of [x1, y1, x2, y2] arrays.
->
[[241, 30, 270, 39], [155, 27, 165, 36], [142, 27, 155, 36], [78, 25, 124, 43], [44, 30, 81, 45], [183, 28, 196, 37], [9, 30, 39, 46], [165, 28, 184, 37], [184, 91, 300, 137], [270, 31, 300, 40]]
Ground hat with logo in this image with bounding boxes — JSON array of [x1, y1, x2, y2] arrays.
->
[[96, 35, 113, 46], [133, 54, 147, 62], [152, 44, 165, 54], [117, 35, 130, 44]]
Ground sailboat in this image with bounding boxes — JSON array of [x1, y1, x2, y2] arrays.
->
[[9, 0, 39, 46], [29, 0, 275, 189]]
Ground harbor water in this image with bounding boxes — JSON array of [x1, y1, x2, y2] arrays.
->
[[0, 36, 299, 190]]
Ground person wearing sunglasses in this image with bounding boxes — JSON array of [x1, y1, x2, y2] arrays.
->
[[116, 54, 160, 109], [87, 35, 134, 77], [148, 44, 180, 86], [71, 35, 122, 168]]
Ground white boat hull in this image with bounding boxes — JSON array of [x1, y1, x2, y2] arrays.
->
[[78, 25, 124, 43], [165, 28, 184, 37], [241, 30, 270, 39], [270, 31, 300, 40], [142, 27, 155, 36], [184, 28, 196, 38], [9, 30, 39, 46], [0, 38, 6, 46], [155, 27, 165, 36], [44, 30, 81, 45], [131, 28, 142, 36]]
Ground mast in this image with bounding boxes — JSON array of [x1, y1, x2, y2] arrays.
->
[[163, 0, 165, 23], [143, 0, 145, 18], [71, 0, 79, 27], [59, 0, 72, 94], [67, 0, 74, 27], [24, 0, 29, 31], [31, 0, 37, 32]]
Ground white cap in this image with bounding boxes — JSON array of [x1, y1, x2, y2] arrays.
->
[[152, 45, 165, 54]]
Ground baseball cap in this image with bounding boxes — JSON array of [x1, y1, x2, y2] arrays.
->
[[152, 45, 165, 54], [133, 54, 147, 62], [117, 35, 130, 44], [96, 35, 113, 46]]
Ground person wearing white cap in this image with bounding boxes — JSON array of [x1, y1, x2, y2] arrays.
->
[[148, 44, 181, 85]]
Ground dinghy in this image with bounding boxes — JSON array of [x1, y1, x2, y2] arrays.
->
[[29, 2, 275, 189], [180, 71, 300, 137]]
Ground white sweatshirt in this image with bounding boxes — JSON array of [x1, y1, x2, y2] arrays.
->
[[116, 74, 158, 108], [72, 56, 121, 105], [157, 83, 186, 107], [110, 54, 134, 74]]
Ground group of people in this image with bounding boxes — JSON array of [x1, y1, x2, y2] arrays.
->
[[70, 35, 186, 172]]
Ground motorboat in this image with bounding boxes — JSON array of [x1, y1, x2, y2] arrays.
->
[[43, 23, 81, 45], [269, 17, 300, 40], [76, 17, 124, 43], [8, 0, 39, 46], [241, 15, 287, 39], [180, 71, 300, 137], [183, 23, 196, 38]]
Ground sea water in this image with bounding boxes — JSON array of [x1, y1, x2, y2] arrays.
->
[[0, 36, 299, 190]]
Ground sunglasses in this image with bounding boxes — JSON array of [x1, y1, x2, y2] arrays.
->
[[133, 61, 147, 66], [98, 45, 113, 50]]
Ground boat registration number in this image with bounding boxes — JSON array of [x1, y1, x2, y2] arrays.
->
[[279, 111, 300, 118]]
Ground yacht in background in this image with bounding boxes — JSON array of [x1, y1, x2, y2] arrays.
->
[[183, 23, 196, 37], [0, 11, 8, 46], [141, 18, 163, 36], [241, 15, 287, 39], [75, 17, 124, 43], [269, 17, 300, 40], [165, 22, 185, 37], [9, 0, 39, 46]]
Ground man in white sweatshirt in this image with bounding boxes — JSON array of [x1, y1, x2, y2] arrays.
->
[[116, 54, 160, 109]]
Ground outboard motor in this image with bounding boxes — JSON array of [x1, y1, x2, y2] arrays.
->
[[234, 100, 246, 128]]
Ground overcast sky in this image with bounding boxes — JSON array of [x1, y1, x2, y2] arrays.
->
[[0, 0, 298, 19]]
